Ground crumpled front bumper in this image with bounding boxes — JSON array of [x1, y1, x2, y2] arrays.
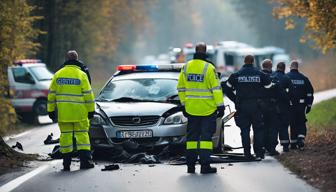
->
[[89, 121, 187, 148]]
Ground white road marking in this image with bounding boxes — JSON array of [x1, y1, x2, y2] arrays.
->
[[4, 130, 33, 142], [0, 160, 59, 192]]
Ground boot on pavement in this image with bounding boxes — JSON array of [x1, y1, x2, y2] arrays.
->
[[80, 161, 95, 169], [187, 166, 195, 174], [200, 165, 217, 174], [62, 153, 72, 171], [283, 145, 289, 152], [78, 150, 95, 169]]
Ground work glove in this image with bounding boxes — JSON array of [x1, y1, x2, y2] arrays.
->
[[305, 106, 311, 114], [48, 111, 56, 122], [217, 105, 225, 118], [88, 112, 95, 119]]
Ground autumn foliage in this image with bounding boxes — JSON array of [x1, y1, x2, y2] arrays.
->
[[273, 0, 336, 53], [0, 0, 41, 135]]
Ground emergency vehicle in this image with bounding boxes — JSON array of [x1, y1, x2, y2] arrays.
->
[[8, 59, 53, 123], [90, 64, 228, 152]]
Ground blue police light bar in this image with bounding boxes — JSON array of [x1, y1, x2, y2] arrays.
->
[[136, 65, 159, 71], [116, 64, 184, 72]]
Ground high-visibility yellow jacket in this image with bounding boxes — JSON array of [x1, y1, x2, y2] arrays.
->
[[47, 65, 95, 122], [177, 59, 224, 116]]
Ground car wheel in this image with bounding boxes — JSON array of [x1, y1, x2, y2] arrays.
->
[[214, 122, 225, 153], [33, 99, 48, 116]]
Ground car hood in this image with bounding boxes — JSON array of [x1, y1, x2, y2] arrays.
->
[[96, 102, 178, 117]]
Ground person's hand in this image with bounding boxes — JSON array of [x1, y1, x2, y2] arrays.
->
[[48, 111, 56, 121], [305, 106, 311, 114], [88, 112, 95, 119], [217, 105, 225, 118]]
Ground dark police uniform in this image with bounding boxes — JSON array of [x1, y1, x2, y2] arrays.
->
[[286, 69, 314, 149], [226, 64, 273, 158], [260, 69, 281, 154], [272, 70, 293, 151]]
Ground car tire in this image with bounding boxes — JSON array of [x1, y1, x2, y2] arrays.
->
[[214, 122, 225, 154], [33, 99, 48, 116]]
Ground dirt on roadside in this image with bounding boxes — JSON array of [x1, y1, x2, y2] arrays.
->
[[0, 138, 37, 176], [277, 130, 336, 192]]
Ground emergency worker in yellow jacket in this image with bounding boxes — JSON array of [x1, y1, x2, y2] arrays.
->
[[177, 43, 225, 174], [47, 51, 95, 171]]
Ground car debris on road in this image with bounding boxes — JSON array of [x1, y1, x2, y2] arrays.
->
[[101, 164, 120, 171], [12, 142, 23, 151], [43, 133, 59, 145]]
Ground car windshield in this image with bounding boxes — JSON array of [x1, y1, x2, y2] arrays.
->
[[29, 66, 53, 81], [97, 78, 178, 102]]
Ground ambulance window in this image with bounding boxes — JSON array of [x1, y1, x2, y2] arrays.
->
[[12, 68, 35, 84], [224, 54, 234, 66]]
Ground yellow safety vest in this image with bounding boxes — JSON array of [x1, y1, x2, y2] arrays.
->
[[177, 59, 224, 116], [47, 65, 95, 122]]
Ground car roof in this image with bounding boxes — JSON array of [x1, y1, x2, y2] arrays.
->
[[11, 63, 46, 68], [112, 72, 179, 81]]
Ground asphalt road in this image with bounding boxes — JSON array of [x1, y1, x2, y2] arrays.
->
[[2, 89, 335, 192]]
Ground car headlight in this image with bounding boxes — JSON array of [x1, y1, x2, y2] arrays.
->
[[163, 112, 188, 125], [90, 114, 108, 126]]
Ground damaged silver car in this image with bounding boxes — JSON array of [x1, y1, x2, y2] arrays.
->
[[89, 64, 225, 152]]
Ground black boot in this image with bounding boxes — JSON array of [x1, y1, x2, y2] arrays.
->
[[200, 165, 217, 174], [62, 153, 72, 171], [283, 145, 289, 152], [244, 153, 255, 160], [79, 150, 95, 170], [297, 139, 305, 150], [268, 150, 280, 156], [290, 143, 298, 150], [187, 166, 195, 174]]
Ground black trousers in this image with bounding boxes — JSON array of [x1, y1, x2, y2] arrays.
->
[[278, 103, 290, 147], [234, 100, 265, 156], [186, 113, 217, 166], [290, 104, 307, 145], [261, 100, 279, 152]]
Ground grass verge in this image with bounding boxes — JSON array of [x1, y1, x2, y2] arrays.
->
[[277, 98, 336, 192]]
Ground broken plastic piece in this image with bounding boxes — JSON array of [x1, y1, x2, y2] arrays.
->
[[101, 164, 120, 171], [12, 142, 23, 151]]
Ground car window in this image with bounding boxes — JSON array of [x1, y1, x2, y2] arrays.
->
[[224, 53, 234, 66], [12, 68, 35, 84], [97, 78, 178, 102], [29, 66, 53, 81]]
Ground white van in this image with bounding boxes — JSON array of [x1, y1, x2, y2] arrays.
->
[[8, 59, 53, 123]]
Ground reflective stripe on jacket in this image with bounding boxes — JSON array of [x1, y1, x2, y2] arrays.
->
[[47, 65, 95, 122], [177, 59, 224, 116]]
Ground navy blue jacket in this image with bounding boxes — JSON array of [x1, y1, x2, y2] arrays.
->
[[272, 70, 294, 105], [286, 69, 314, 107], [225, 64, 272, 102]]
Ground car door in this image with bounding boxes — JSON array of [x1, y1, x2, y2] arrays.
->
[[10, 67, 36, 110]]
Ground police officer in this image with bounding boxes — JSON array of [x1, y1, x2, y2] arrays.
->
[[224, 55, 273, 160], [260, 59, 280, 156], [177, 42, 224, 174], [48, 51, 95, 171], [272, 62, 293, 152], [58, 50, 92, 84], [286, 60, 314, 150]]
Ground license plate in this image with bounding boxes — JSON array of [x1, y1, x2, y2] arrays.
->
[[117, 130, 153, 138]]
